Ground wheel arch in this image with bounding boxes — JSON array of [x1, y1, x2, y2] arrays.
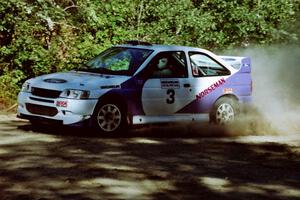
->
[[214, 94, 239, 104], [94, 92, 128, 115]]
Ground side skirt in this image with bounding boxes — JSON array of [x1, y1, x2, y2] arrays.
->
[[132, 114, 209, 125]]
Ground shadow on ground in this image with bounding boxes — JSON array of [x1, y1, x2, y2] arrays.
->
[[0, 118, 299, 200]]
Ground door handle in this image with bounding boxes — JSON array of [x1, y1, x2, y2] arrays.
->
[[183, 83, 191, 88]]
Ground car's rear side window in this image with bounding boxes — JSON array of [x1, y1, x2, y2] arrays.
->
[[189, 52, 230, 77]]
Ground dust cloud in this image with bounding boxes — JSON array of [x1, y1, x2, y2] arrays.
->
[[225, 45, 300, 135]]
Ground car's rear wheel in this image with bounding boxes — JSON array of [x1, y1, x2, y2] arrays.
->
[[210, 97, 238, 125], [92, 101, 128, 135]]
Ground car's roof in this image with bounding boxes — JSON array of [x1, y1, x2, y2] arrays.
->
[[115, 43, 238, 74], [116, 44, 207, 53]]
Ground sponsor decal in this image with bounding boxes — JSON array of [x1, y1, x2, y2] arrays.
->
[[224, 88, 233, 94], [56, 100, 68, 107], [196, 78, 226, 100], [243, 63, 250, 67], [161, 80, 180, 89]]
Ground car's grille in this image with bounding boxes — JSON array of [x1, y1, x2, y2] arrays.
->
[[31, 87, 62, 99], [26, 103, 58, 117], [29, 97, 55, 103]]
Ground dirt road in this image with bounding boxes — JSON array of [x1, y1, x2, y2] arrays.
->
[[0, 114, 299, 200]]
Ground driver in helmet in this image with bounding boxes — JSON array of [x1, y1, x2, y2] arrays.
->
[[152, 56, 173, 77]]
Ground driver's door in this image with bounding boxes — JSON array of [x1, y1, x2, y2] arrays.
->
[[141, 51, 192, 115]]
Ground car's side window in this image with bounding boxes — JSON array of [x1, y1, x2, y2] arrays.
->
[[148, 51, 188, 78], [189, 52, 230, 77]]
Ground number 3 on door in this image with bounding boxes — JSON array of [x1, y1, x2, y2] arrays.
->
[[166, 89, 175, 104]]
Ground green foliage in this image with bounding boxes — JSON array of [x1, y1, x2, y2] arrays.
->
[[0, 0, 299, 105]]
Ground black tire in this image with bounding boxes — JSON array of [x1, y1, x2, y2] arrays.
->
[[210, 97, 239, 125], [92, 100, 128, 135]]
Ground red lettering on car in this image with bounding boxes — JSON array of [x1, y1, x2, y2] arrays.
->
[[196, 78, 226, 100]]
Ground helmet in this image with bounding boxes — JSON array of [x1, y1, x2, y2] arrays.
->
[[157, 58, 168, 69]]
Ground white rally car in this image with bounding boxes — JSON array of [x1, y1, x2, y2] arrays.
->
[[17, 41, 252, 134]]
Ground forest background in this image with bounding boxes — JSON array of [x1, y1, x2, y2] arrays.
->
[[0, 0, 299, 107]]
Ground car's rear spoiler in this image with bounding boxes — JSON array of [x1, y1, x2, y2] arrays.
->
[[219, 56, 251, 73]]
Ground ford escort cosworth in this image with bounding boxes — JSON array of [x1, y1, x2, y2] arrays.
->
[[17, 41, 252, 134]]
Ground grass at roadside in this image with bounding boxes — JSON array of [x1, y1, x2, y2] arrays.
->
[[0, 98, 17, 113]]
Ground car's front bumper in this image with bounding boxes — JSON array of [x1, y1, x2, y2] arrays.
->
[[17, 92, 98, 125]]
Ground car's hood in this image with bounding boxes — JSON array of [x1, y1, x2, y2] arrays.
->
[[28, 71, 130, 91]]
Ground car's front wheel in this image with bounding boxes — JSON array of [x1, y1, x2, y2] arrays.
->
[[92, 101, 127, 135], [210, 97, 238, 125]]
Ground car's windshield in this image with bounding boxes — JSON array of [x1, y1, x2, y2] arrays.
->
[[80, 47, 153, 76]]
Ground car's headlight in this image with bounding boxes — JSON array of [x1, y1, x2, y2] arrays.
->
[[21, 82, 31, 92], [60, 89, 90, 99]]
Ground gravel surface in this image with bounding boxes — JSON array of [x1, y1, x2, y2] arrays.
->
[[0, 115, 299, 200]]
